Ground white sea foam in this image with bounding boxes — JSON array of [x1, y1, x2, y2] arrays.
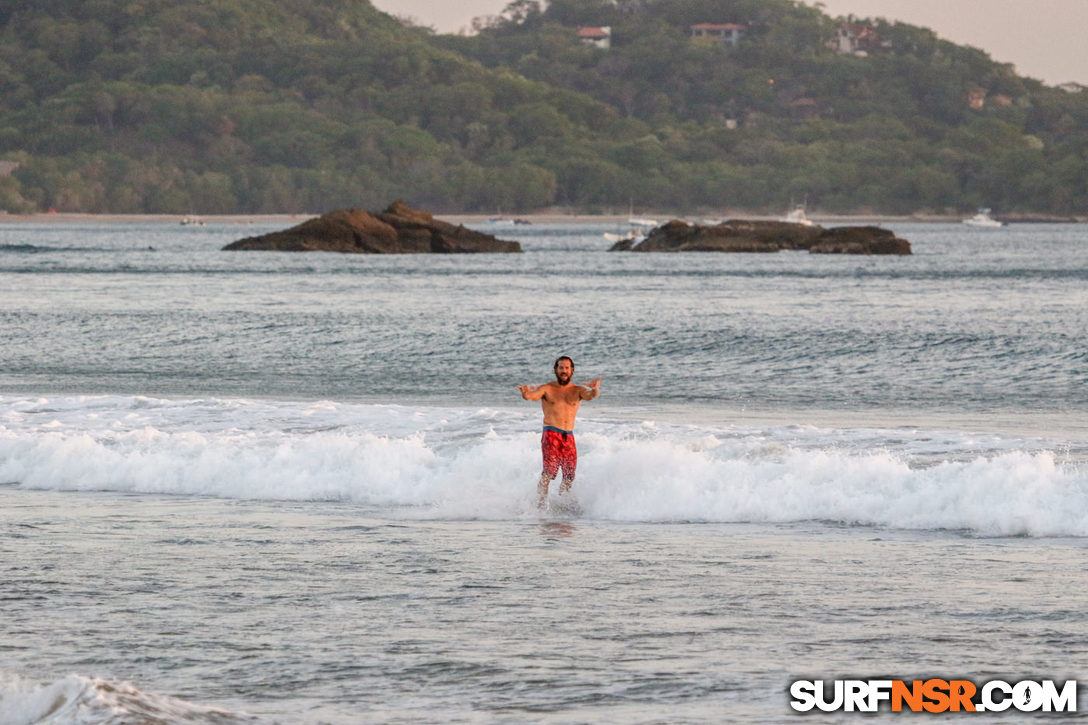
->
[[1, 395, 1085, 536], [0, 670, 251, 725]]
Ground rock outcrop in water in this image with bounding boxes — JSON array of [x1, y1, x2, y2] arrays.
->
[[223, 201, 522, 254], [807, 226, 912, 255], [609, 219, 910, 255]]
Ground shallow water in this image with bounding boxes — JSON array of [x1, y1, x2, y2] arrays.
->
[[1, 220, 1086, 721], [4, 489, 1086, 723]]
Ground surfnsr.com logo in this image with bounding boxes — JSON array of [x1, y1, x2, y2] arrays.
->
[[789, 679, 1077, 713]]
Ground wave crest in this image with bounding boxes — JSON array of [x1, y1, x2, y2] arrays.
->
[[0, 671, 252, 725], [1, 395, 1085, 536]]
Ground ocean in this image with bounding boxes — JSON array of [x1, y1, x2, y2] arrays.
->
[[0, 219, 1086, 722]]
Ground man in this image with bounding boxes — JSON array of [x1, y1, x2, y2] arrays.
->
[[518, 356, 601, 508]]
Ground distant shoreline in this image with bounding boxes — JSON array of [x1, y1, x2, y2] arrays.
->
[[0, 213, 316, 225], [0, 211, 1081, 225]]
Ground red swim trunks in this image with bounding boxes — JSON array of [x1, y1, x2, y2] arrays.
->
[[541, 426, 577, 482]]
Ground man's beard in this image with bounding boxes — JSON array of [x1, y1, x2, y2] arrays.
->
[[555, 371, 572, 385]]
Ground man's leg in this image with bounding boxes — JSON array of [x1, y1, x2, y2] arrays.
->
[[540, 431, 561, 509], [557, 435, 577, 495], [538, 472, 554, 509]]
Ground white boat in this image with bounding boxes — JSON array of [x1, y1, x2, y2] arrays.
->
[[604, 229, 646, 244], [780, 204, 813, 226], [605, 214, 658, 244], [962, 208, 1005, 227], [179, 216, 205, 226]]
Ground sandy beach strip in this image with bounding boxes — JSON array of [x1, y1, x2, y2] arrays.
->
[[0, 212, 315, 225]]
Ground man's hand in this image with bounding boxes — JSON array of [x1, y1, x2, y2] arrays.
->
[[583, 377, 601, 399], [517, 384, 533, 399]]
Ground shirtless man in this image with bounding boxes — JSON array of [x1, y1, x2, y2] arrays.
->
[[518, 356, 601, 508]]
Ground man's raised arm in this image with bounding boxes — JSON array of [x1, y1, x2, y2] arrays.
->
[[518, 384, 548, 401]]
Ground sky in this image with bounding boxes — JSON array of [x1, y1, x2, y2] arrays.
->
[[369, 0, 1088, 86]]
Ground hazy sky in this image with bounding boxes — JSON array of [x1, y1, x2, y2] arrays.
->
[[369, 0, 1088, 86]]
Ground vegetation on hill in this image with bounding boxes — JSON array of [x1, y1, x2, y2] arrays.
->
[[0, 0, 600, 213], [1, 0, 1086, 215]]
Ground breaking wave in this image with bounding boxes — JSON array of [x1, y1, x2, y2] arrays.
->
[[0, 671, 254, 725], [1, 395, 1085, 536]]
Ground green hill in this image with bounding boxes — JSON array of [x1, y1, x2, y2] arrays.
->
[[0, 0, 612, 213], [1, 0, 1086, 215]]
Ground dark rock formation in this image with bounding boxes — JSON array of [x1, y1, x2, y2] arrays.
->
[[608, 237, 637, 251], [808, 226, 912, 255], [224, 201, 522, 253], [610, 219, 910, 255], [614, 219, 821, 253]]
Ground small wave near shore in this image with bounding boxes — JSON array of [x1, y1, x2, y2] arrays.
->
[[1, 395, 1084, 536], [0, 671, 255, 725]]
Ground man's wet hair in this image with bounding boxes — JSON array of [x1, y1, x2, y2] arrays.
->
[[554, 355, 574, 371]]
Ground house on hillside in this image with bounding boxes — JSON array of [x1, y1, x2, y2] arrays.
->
[[831, 21, 885, 56], [690, 23, 746, 47], [577, 26, 612, 49], [966, 89, 1014, 110], [0, 161, 19, 177]]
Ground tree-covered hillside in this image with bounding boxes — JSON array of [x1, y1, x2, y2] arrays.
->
[[0, 0, 613, 213], [443, 0, 1088, 215], [1, 0, 1087, 215]]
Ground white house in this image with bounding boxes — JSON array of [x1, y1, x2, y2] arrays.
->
[[577, 26, 612, 49], [690, 23, 746, 47]]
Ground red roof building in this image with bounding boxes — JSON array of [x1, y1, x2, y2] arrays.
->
[[577, 26, 612, 49]]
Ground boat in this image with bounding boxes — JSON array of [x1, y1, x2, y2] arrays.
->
[[603, 230, 644, 244], [780, 203, 813, 226], [605, 213, 658, 244], [622, 199, 659, 230], [179, 216, 205, 226], [962, 208, 1005, 227]]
